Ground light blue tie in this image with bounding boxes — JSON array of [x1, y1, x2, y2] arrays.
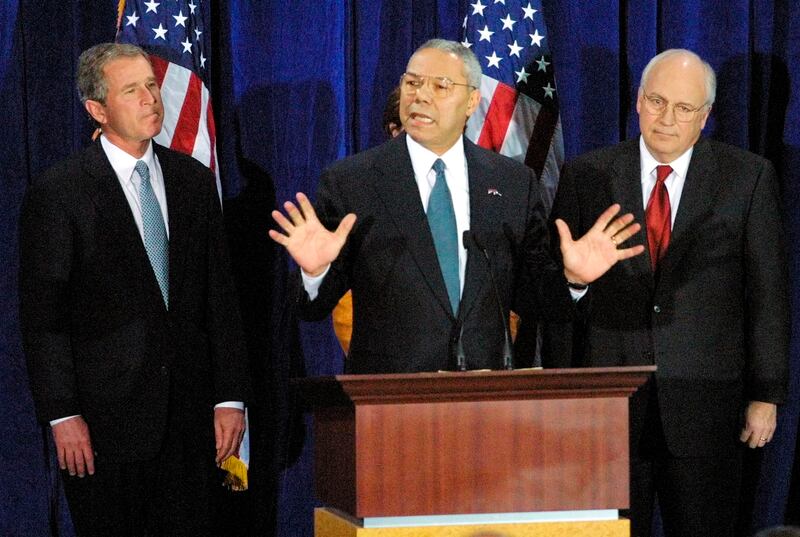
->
[[135, 160, 169, 308], [428, 159, 460, 315]]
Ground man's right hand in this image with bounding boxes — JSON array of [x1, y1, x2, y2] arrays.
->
[[51, 416, 95, 477], [269, 192, 356, 276]]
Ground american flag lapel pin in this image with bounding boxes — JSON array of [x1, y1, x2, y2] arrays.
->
[[487, 188, 502, 196]]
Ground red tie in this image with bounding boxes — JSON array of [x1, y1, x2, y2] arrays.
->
[[646, 165, 673, 270]]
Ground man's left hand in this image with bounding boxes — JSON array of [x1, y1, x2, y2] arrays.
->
[[740, 401, 777, 449], [214, 407, 246, 465], [556, 203, 645, 285]]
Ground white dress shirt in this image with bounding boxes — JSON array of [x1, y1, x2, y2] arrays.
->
[[101, 135, 170, 239], [639, 136, 694, 224]]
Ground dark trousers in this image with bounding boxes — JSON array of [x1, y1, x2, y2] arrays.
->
[[627, 381, 742, 537], [62, 410, 219, 536]]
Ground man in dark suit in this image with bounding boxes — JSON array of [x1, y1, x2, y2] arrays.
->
[[269, 39, 643, 374], [19, 43, 250, 536], [543, 49, 789, 537]]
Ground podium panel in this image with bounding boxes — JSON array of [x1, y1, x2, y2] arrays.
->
[[301, 367, 653, 520]]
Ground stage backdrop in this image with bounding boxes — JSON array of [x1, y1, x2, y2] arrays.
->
[[1, 1, 798, 536]]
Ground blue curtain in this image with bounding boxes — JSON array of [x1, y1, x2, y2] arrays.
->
[[1, 1, 798, 536]]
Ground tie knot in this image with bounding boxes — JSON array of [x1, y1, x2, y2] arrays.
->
[[135, 160, 150, 182], [432, 158, 446, 175], [656, 165, 672, 184]]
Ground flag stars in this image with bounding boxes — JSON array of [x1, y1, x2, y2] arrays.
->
[[494, 0, 506, 4], [181, 38, 193, 53], [486, 51, 502, 68], [522, 3, 537, 20], [515, 67, 530, 84], [125, 11, 139, 27], [530, 29, 544, 47], [144, 0, 160, 14], [507, 40, 523, 57], [194, 28, 203, 40], [500, 14, 516, 31], [199, 53, 207, 69], [152, 23, 168, 40], [542, 82, 556, 98], [471, 0, 487, 16], [188, 1, 197, 14], [173, 10, 188, 27], [461, 38, 472, 49], [463, 15, 468, 29], [477, 25, 494, 42], [536, 56, 550, 72]]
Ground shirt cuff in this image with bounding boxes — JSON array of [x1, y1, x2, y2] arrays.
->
[[50, 415, 80, 426], [301, 264, 331, 301], [214, 401, 245, 411]]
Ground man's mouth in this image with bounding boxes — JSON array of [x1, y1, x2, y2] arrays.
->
[[409, 112, 434, 124]]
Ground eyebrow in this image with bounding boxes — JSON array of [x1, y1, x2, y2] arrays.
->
[[120, 77, 157, 91]]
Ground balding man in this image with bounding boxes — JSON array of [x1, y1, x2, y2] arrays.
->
[[270, 38, 643, 374], [543, 49, 789, 537]]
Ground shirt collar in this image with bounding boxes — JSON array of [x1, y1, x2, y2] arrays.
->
[[639, 135, 694, 183], [100, 136, 155, 185], [406, 134, 466, 186]]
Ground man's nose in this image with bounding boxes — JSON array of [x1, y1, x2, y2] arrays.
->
[[414, 80, 435, 102], [658, 105, 677, 125]]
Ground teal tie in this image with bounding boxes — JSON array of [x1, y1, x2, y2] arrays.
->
[[428, 159, 460, 315], [135, 160, 169, 308]]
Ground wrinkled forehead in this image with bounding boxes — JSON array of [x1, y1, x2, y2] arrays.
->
[[406, 48, 467, 82]]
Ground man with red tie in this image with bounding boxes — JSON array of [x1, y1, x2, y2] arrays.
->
[[543, 49, 789, 537]]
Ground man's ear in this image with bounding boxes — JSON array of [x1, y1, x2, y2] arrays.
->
[[465, 88, 480, 118], [84, 100, 106, 126]]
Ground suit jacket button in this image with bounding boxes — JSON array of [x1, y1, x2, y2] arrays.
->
[[653, 305, 661, 313], [160, 366, 168, 376]]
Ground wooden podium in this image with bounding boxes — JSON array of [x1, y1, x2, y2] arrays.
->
[[299, 366, 654, 536]]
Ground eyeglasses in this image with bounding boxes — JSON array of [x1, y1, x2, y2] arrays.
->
[[400, 72, 475, 99], [641, 92, 709, 123]]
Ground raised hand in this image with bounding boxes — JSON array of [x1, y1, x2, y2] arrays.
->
[[555, 203, 644, 285], [269, 193, 356, 276]]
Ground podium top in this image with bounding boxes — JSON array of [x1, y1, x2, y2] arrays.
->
[[297, 366, 655, 406]]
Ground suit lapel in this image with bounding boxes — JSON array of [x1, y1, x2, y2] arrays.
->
[[608, 139, 653, 281], [458, 140, 491, 321], [83, 141, 165, 307], [371, 135, 454, 317], [660, 138, 721, 272]]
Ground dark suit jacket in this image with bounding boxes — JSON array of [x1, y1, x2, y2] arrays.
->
[[19, 141, 250, 462], [299, 134, 573, 373], [543, 137, 789, 457]]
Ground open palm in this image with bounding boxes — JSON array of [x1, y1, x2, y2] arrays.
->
[[556, 204, 644, 284], [269, 193, 356, 276]]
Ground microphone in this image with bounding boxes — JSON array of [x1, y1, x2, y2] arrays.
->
[[463, 230, 515, 370]]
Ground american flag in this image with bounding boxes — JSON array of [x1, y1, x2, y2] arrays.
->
[[116, 0, 220, 195], [463, 0, 563, 209]]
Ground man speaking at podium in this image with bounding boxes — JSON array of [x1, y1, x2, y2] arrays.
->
[[270, 39, 642, 374]]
